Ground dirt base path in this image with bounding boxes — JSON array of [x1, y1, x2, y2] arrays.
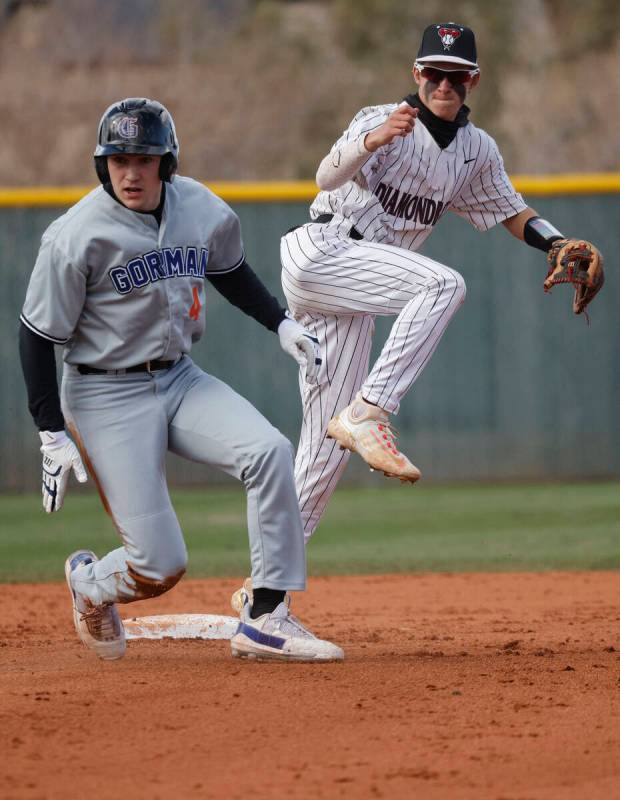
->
[[1, 572, 619, 800]]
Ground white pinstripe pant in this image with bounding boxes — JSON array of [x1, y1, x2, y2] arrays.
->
[[281, 221, 466, 541]]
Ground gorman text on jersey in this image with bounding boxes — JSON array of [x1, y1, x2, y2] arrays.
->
[[109, 246, 209, 294]]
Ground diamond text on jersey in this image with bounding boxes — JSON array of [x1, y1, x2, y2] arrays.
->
[[374, 182, 446, 225]]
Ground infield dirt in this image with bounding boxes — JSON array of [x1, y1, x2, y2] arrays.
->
[[1, 572, 619, 799]]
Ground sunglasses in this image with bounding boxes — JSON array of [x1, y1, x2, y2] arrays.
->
[[416, 65, 478, 85]]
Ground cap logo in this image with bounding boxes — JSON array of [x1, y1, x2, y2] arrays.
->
[[115, 116, 140, 139], [437, 26, 461, 51]]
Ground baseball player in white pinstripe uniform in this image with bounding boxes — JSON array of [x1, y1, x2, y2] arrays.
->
[[281, 22, 594, 541]]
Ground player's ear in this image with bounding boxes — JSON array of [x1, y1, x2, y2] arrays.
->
[[412, 66, 422, 86], [470, 73, 480, 90]]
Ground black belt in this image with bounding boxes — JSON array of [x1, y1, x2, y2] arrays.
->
[[286, 214, 364, 240], [77, 359, 177, 376], [313, 213, 364, 240]]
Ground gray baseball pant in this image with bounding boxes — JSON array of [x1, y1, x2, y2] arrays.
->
[[61, 356, 306, 606]]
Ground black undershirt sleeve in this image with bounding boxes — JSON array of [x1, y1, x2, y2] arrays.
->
[[207, 260, 287, 333], [19, 322, 65, 432]]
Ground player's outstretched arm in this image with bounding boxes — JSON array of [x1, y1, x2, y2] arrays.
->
[[207, 260, 286, 331], [207, 261, 321, 382], [19, 323, 87, 512], [501, 207, 540, 241], [502, 209, 604, 317]]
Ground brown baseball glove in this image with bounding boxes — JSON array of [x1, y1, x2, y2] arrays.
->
[[544, 239, 605, 316]]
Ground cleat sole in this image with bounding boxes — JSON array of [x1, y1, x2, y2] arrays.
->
[[231, 644, 342, 663]]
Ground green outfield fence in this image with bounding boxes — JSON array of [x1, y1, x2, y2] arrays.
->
[[1, 176, 619, 491]]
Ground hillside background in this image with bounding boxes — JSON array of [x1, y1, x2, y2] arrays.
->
[[1, 0, 619, 186]]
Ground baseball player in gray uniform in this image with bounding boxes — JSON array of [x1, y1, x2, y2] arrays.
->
[[19, 97, 343, 662], [281, 22, 601, 542]]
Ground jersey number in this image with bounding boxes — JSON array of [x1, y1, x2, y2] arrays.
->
[[189, 287, 202, 321]]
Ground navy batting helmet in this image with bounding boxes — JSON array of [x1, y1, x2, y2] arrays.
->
[[94, 97, 179, 184]]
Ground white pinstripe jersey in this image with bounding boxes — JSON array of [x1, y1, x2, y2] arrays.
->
[[310, 103, 527, 249]]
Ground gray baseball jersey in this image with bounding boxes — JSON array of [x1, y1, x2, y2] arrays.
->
[[310, 103, 527, 248], [21, 176, 244, 368], [23, 174, 306, 606]]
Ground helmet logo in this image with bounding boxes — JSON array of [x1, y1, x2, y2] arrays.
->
[[437, 27, 461, 50], [115, 116, 140, 139]]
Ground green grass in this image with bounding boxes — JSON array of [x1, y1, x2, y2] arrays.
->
[[1, 482, 619, 583]]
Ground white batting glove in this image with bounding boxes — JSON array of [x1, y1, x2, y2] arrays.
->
[[278, 313, 322, 384], [39, 430, 88, 513]]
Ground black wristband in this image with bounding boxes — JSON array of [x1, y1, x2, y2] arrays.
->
[[523, 216, 565, 253]]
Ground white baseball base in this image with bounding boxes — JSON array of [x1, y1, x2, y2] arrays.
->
[[123, 613, 239, 641]]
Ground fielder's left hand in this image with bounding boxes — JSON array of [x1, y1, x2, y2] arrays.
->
[[39, 430, 88, 513], [278, 313, 322, 383]]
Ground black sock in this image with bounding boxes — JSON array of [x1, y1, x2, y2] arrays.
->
[[250, 588, 286, 619]]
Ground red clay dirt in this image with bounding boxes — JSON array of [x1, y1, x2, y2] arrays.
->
[[1, 572, 619, 800]]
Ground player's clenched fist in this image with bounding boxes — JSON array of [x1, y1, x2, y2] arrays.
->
[[39, 430, 88, 513], [364, 103, 418, 152]]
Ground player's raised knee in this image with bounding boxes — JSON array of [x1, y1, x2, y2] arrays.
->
[[440, 267, 466, 305], [451, 268, 467, 302]]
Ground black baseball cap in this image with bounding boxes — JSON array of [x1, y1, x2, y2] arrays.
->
[[416, 22, 478, 70]]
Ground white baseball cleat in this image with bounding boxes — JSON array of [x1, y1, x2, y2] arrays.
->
[[65, 550, 126, 661], [326, 392, 421, 483], [230, 583, 344, 662]]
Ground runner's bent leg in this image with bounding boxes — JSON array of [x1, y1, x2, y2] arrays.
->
[[167, 359, 305, 591], [61, 368, 188, 606]]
